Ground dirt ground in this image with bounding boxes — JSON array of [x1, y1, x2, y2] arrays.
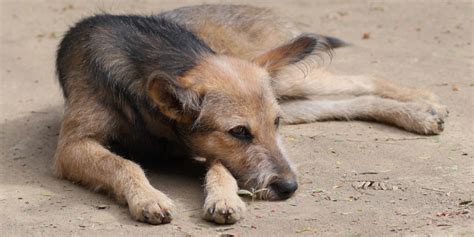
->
[[1, 0, 473, 236]]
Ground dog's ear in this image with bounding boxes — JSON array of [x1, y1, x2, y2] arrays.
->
[[148, 72, 201, 123], [252, 34, 325, 74]]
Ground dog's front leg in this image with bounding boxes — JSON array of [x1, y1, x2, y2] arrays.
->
[[202, 160, 246, 224], [55, 137, 174, 225]]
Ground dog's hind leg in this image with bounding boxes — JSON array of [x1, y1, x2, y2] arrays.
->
[[54, 100, 174, 225], [280, 96, 446, 135], [202, 160, 246, 224], [272, 61, 448, 130]]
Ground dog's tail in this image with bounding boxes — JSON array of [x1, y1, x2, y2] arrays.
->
[[319, 35, 348, 49]]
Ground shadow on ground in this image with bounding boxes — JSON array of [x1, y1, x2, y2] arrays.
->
[[0, 105, 207, 226]]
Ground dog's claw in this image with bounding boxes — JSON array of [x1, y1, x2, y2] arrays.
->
[[128, 189, 174, 225], [208, 207, 215, 215]]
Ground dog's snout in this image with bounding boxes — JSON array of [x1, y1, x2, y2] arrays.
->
[[270, 179, 298, 199]]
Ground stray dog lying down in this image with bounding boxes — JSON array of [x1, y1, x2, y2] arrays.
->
[[54, 4, 447, 225]]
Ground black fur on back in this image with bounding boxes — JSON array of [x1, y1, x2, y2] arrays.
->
[[56, 14, 214, 103]]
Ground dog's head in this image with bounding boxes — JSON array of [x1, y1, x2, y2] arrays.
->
[[148, 35, 322, 200]]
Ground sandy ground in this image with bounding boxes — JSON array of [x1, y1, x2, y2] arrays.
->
[[1, 0, 473, 236]]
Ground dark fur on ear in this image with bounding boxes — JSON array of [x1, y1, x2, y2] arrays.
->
[[252, 34, 331, 74], [147, 71, 202, 123]]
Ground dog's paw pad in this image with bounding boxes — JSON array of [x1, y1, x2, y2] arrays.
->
[[203, 197, 245, 224]]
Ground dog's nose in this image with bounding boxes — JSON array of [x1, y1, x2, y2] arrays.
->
[[271, 179, 298, 199]]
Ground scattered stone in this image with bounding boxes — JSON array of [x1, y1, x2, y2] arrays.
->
[[459, 200, 472, 206]]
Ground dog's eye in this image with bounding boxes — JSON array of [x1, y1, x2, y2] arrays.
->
[[274, 117, 281, 128], [229, 126, 253, 140]]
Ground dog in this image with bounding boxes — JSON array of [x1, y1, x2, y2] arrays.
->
[[54, 4, 448, 225]]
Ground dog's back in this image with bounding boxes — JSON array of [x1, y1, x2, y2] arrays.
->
[[161, 5, 345, 60], [57, 4, 339, 105], [160, 4, 297, 59]]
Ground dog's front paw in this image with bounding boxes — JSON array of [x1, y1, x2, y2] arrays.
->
[[128, 189, 174, 225], [203, 193, 246, 224]]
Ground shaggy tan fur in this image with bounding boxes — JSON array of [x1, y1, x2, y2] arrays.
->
[[54, 4, 447, 225]]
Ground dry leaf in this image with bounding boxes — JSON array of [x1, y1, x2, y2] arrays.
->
[[352, 181, 396, 191], [452, 84, 459, 91]]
